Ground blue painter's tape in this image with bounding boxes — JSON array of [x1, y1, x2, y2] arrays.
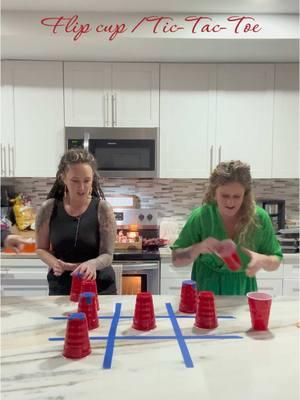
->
[[102, 303, 121, 369], [49, 334, 243, 342], [165, 303, 194, 368]]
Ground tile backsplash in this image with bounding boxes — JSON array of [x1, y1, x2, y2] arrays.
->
[[2, 178, 299, 226]]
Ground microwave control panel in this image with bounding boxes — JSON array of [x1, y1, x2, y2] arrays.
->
[[68, 139, 84, 149]]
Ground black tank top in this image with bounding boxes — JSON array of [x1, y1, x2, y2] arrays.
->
[[49, 197, 100, 263]]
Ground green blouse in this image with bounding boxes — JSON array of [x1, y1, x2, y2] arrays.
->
[[170, 203, 282, 295]]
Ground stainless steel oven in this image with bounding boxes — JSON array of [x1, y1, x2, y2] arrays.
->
[[113, 260, 160, 295], [65, 127, 159, 178], [112, 208, 161, 295]]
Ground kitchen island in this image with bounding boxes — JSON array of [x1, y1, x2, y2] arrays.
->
[[1, 295, 299, 400]]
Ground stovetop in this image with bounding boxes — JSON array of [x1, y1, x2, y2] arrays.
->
[[113, 249, 160, 261]]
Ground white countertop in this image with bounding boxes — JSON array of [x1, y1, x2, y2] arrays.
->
[[1, 295, 299, 400]]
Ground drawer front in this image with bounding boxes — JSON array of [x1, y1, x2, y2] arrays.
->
[[283, 279, 299, 296], [161, 278, 186, 295], [161, 262, 192, 279], [1, 258, 48, 268], [3, 268, 48, 281], [257, 279, 283, 296], [284, 263, 300, 278], [1, 286, 49, 297], [256, 264, 284, 278]]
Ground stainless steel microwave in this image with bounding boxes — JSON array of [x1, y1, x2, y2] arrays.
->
[[65, 127, 159, 178]]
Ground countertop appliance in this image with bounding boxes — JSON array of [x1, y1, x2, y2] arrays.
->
[[257, 199, 285, 232], [65, 127, 159, 178], [112, 208, 160, 294]]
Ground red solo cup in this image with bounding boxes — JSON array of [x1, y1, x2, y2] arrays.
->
[[70, 272, 83, 302], [63, 312, 91, 359], [218, 240, 241, 271], [179, 280, 197, 313], [195, 291, 218, 329], [80, 279, 99, 310], [247, 292, 272, 331], [78, 292, 99, 330], [132, 292, 156, 331]]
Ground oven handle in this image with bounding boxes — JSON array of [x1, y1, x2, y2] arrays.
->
[[114, 262, 159, 271]]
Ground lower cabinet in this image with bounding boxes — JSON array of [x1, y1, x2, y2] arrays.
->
[[282, 279, 299, 296], [161, 255, 299, 297], [1, 258, 48, 296]]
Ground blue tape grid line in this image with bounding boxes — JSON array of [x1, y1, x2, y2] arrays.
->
[[48, 303, 243, 369], [49, 335, 243, 341], [49, 315, 235, 320], [102, 302, 121, 369], [165, 302, 194, 368]]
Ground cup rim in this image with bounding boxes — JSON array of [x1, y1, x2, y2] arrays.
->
[[247, 291, 272, 301]]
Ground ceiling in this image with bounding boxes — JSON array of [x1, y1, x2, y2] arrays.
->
[[2, 0, 299, 14]]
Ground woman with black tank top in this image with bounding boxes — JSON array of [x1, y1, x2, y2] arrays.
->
[[35, 149, 117, 295]]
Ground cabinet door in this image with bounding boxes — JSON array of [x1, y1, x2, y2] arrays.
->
[[1, 62, 15, 177], [272, 64, 299, 178], [160, 64, 216, 178], [112, 63, 159, 127], [257, 279, 283, 296], [215, 64, 274, 178], [11, 61, 64, 177], [64, 62, 111, 127]]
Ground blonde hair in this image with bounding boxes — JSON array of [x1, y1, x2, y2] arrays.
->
[[203, 160, 257, 245]]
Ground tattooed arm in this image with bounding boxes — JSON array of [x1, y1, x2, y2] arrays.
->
[[172, 238, 222, 267], [35, 199, 66, 276], [73, 200, 116, 280]]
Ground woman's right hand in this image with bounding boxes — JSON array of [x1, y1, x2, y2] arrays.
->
[[198, 237, 222, 255]]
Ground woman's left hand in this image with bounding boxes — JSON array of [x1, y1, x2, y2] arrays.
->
[[72, 261, 97, 280], [242, 247, 268, 277]]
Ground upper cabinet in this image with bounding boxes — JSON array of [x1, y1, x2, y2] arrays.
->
[[1, 61, 64, 177], [272, 64, 299, 178], [160, 64, 216, 178], [215, 64, 275, 178], [160, 63, 298, 179], [64, 62, 159, 127]]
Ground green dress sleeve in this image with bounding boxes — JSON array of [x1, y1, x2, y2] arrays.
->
[[255, 207, 283, 260]]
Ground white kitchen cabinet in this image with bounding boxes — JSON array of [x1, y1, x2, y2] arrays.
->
[[160, 258, 192, 294], [1, 61, 64, 177], [272, 63, 299, 178], [64, 62, 159, 127], [1, 63, 15, 177], [160, 63, 275, 178], [1, 257, 48, 297], [160, 64, 216, 178], [282, 279, 299, 296], [257, 279, 283, 296], [215, 64, 275, 178]]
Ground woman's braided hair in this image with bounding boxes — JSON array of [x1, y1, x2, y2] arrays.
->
[[203, 160, 257, 246], [47, 149, 105, 200]]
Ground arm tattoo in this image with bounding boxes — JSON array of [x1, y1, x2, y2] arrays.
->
[[89, 200, 116, 270], [35, 199, 55, 233]]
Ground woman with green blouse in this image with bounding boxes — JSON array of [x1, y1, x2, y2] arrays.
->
[[171, 160, 282, 295]]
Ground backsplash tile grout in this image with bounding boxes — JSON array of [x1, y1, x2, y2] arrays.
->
[[2, 177, 299, 226]]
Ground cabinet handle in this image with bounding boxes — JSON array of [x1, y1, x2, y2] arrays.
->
[[105, 93, 109, 127], [8, 144, 14, 176], [210, 145, 214, 173], [0, 145, 4, 176], [112, 94, 117, 127], [3, 145, 7, 176], [11, 146, 15, 176], [83, 132, 90, 151], [218, 146, 221, 164]]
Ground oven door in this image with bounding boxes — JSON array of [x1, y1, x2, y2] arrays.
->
[[113, 261, 160, 295]]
